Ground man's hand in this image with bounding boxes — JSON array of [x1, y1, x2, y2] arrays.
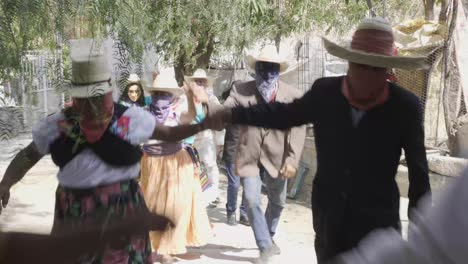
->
[[203, 104, 231, 131], [280, 164, 297, 179], [0, 182, 11, 215]]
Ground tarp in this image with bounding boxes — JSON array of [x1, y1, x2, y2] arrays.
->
[[393, 18, 446, 55], [392, 19, 446, 99], [453, 0, 468, 108]]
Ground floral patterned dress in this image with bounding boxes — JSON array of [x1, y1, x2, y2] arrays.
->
[[32, 106, 157, 264]]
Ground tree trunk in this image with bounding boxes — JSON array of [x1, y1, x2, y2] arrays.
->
[[195, 35, 215, 70], [173, 35, 215, 86], [424, 0, 436, 20], [439, 0, 449, 22], [366, 0, 377, 17], [274, 34, 281, 52], [174, 53, 186, 87]]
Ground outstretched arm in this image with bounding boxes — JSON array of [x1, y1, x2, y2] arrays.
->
[[230, 87, 316, 129], [203, 82, 320, 132], [151, 123, 204, 142], [0, 142, 43, 214], [0, 210, 173, 264]]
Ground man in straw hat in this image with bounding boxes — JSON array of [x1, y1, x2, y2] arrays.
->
[[0, 39, 212, 263], [186, 68, 225, 208], [218, 44, 306, 262], [201, 17, 431, 263]]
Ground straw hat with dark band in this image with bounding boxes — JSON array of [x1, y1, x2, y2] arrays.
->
[[323, 17, 429, 70]]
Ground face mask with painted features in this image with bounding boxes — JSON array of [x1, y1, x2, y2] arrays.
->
[[149, 91, 175, 124], [127, 84, 141, 102]]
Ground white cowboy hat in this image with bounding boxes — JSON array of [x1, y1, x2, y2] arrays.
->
[[144, 74, 183, 96], [69, 39, 113, 98], [323, 17, 428, 70], [184, 68, 215, 86], [245, 45, 289, 73]]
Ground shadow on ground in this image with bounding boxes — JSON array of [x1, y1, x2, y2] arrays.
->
[[181, 244, 257, 263]]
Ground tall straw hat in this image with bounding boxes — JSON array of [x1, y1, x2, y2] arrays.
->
[[144, 74, 183, 96], [184, 68, 215, 86], [69, 39, 113, 98], [323, 17, 429, 70], [245, 45, 289, 73]]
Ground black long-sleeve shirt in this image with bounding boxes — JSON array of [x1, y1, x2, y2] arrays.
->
[[231, 76, 431, 259]]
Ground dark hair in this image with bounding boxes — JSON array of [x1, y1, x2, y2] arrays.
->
[[119, 82, 145, 106]]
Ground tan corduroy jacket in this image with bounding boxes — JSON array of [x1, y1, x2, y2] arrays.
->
[[223, 80, 306, 178]]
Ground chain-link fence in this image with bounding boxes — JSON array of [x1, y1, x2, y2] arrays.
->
[[19, 50, 65, 128]]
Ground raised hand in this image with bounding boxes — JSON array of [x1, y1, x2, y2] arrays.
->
[[182, 81, 193, 97], [184, 81, 208, 104]]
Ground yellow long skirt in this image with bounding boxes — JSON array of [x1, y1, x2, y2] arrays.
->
[[140, 149, 212, 255]]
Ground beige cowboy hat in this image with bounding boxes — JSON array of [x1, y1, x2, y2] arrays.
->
[[144, 74, 183, 96], [323, 17, 429, 70], [245, 45, 289, 73], [69, 39, 113, 98], [184, 68, 215, 86]]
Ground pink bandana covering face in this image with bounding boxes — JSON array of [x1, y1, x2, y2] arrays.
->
[[73, 92, 115, 143], [343, 28, 396, 110]]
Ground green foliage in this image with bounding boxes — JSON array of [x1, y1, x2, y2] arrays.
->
[[0, 0, 418, 84]]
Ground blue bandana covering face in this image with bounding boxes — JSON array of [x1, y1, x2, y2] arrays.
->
[[255, 61, 280, 102]]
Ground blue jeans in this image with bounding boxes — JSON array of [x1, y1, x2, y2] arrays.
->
[[242, 169, 287, 250], [225, 162, 247, 217]]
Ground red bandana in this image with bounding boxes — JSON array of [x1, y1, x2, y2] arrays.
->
[[77, 92, 115, 143]]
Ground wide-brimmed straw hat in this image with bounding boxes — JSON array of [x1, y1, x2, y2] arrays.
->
[[184, 68, 215, 86], [144, 74, 183, 96], [323, 17, 429, 70], [245, 45, 289, 73], [69, 39, 113, 98]]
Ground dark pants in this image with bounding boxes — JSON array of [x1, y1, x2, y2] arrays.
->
[[225, 162, 248, 217], [312, 187, 401, 263]]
